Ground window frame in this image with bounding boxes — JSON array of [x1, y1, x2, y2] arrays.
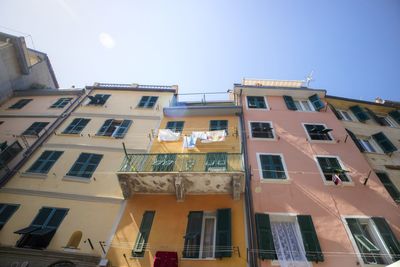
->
[[209, 120, 228, 133], [382, 116, 398, 128], [86, 94, 111, 106], [256, 153, 290, 183], [165, 121, 185, 133], [0, 203, 20, 230], [199, 212, 217, 259], [342, 216, 393, 266], [26, 150, 63, 174], [62, 118, 90, 135], [293, 99, 315, 112], [246, 96, 269, 110], [357, 137, 380, 154], [302, 123, 334, 142], [248, 121, 276, 140], [66, 153, 103, 179], [22, 122, 50, 136], [314, 155, 353, 185], [338, 110, 355, 121], [8, 99, 32, 109]]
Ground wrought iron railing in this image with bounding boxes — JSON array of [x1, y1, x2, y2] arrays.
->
[[119, 153, 244, 173]]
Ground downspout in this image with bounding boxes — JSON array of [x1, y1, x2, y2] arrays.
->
[[0, 88, 91, 187], [238, 88, 258, 267]]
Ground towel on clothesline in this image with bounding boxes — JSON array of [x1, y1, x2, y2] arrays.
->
[[158, 129, 180, 142]]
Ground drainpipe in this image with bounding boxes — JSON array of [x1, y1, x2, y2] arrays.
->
[[238, 88, 258, 267], [0, 88, 91, 187]]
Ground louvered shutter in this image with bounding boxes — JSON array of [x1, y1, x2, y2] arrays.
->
[[215, 208, 232, 258], [372, 132, 397, 153], [113, 120, 132, 138], [183, 211, 203, 258], [283, 95, 297, 110], [297, 215, 324, 262], [308, 94, 325, 111], [97, 119, 113, 136], [371, 217, 400, 261], [345, 129, 365, 152], [255, 213, 276, 260], [349, 106, 370, 122]]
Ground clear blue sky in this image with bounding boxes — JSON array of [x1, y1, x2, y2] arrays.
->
[[1, 0, 399, 101]]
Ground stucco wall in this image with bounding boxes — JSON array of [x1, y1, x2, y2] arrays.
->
[[107, 194, 247, 267], [242, 94, 400, 267]]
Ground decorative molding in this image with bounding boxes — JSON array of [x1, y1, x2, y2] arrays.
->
[[42, 143, 147, 154], [0, 187, 124, 204], [232, 175, 242, 200], [174, 176, 185, 201], [70, 112, 161, 121]]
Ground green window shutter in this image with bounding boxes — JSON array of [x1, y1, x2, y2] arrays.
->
[[152, 154, 176, 172], [389, 110, 400, 124], [183, 211, 203, 258], [138, 96, 158, 108], [210, 120, 228, 133], [23, 122, 49, 136], [63, 118, 90, 134], [345, 129, 365, 153], [50, 98, 72, 108], [67, 153, 103, 178], [255, 213, 276, 260], [205, 153, 227, 171], [297, 215, 324, 262], [308, 94, 325, 111], [372, 132, 397, 153], [349, 106, 370, 122], [317, 157, 349, 182], [132, 211, 155, 257], [138, 96, 149, 107], [375, 172, 400, 203], [365, 108, 386, 126], [27, 151, 63, 174], [371, 217, 400, 261], [0, 204, 19, 230], [97, 119, 113, 136], [166, 121, 185, 133], [328, 104, 343, 120], [283, 95, 297, 110], [9, 99, 32, 109], [247, 96, 266, 109], [215, 208, 232, 258], [260, 155, 286, 179], [113, 120, 132, 138]]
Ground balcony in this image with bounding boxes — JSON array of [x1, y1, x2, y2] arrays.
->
[[117, 153, 244, 201]]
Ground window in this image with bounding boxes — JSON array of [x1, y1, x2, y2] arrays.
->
[[247, 96, 267, 109], [375, 172, 400, 203], [388, 110, 400, 125], [96, 119, 132, 138], [0, 141, 23, 169], [372, 132, 397, 154], [308, 94, 325, 111], [250, 122, 274, 139], [50, 98, 72, 108], [205, 152, 227, 171], [27, 151, 63, 174], [152, 154, 176, 172], [255, 213, 324, 262], [350, 105, 370, 122], [166, 121, 185, 133], [62, 118, 90, 134], [358, 138, 377, 153], [258, 154, 288, 180], [87, 94, 110, 105], [316, 156, 350, 182], [66, 153, 103, 178], [0, 204, 19, 230], [338, 110, 353, 121], [345, 217, 399, 265], [15, 207, 68, 249], [138, 96, 158, 108], [304, 124, 333, 141], [382, 116, 398, 128], [8, 99, 32, 109], [22, 122, 49, 136], [183, 209, 232, 259], [132, 211, 155, 257], [294, 100, 314, 111], [209, 120, 228, 133]]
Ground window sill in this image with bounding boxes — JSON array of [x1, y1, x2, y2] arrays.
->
[[307, 139, 336, 144], [271, 260, 313, 266], [250, 137, 277, 141], [181, 258, 217, 261], [247, 107, 269, 111], [20, 172, 48, 179], [324, 181, 354, 187], [260, 178, 291, 184], [62, 175, 91, 183], [57, 133, 82, 137]]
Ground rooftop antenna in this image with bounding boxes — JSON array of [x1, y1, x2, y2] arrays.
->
[[305, 71, 314, 87]]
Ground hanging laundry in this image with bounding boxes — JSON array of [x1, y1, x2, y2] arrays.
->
[[158, 129, 180, 142], [191, 131, 208, 140], [183, 135, 197, 149], [332, 174, 342, 185], [200, 130, 227, 143]]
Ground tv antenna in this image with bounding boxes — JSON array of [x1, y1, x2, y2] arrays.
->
[[305, 71, 314, 87]]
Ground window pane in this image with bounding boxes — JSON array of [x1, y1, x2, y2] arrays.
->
[[202, 217, 215, 258], [301, 101, 312, 111]]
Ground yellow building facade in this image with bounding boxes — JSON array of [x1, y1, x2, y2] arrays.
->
[[0, 83, 177, 267], [108, 100, 247, 267]]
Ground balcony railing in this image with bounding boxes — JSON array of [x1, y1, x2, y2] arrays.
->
[[119, 153, 243, 173]]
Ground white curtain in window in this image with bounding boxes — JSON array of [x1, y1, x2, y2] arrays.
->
[[271, 221, 310, 267]]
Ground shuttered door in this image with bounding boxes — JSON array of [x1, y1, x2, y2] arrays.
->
[[255, 213, 276, 260], [283, 95, 297, 110], [375, 172, 400, 203], [183, 211, 203, 258], [372, 132, 397, 153], [308, 94, 325, 111], [215, 208, 232, 258], [132, 211, 155, 257], [349, 106, 370, 122], [297, 215, 324, 262], [371, 217, 400, 261]]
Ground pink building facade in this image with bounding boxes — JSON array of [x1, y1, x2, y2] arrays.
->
[[234, 80, 400, 267]]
